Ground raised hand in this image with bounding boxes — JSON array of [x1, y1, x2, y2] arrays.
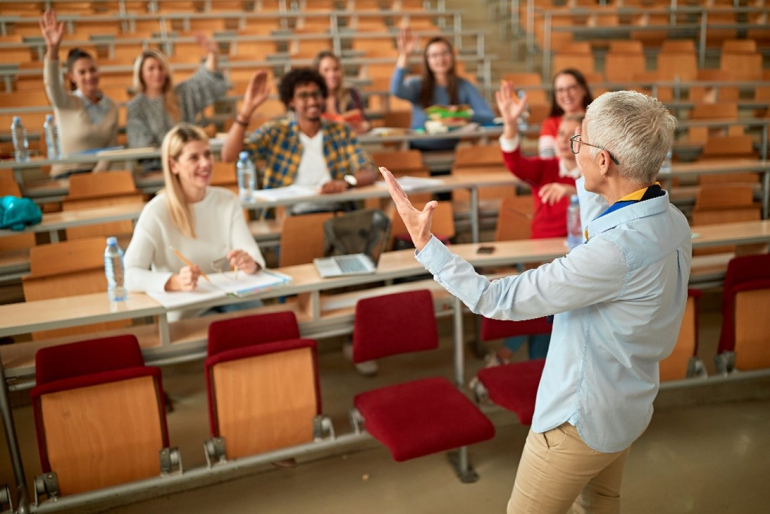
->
[[195, 32, 219, 55], [39, 9, 64, 54], [379, 167, 436, 251], [397, 27, 418, 57], [239, 70, 271, 118], [495, 81, 528, 134]]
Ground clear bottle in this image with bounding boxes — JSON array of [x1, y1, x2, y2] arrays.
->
[[11, 116, 29, 162], [659, 148, 673, 174], [43, 114, 61, 160], [236, 151, 255, 202], [104, 237, 127, 303], [566, 194, 582, 250], [516, 90, 529, 134]]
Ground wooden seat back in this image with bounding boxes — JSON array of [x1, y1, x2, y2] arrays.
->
[[279, 212, 334, 267], [22, 237, 130, 340], [495, 195, 534, 242], [0, 171, 35, 252], [734, 289, 770, 370], [212, 345, 319, 459], [39, 375, 165, 495], [659, 292, 697, 381]]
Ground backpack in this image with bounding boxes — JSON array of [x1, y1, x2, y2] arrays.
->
[[0, 196, 42, 231]]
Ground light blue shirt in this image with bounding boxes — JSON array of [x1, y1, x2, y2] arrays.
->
[[73, 89, 114, 126], [415, 187, 692, 452]]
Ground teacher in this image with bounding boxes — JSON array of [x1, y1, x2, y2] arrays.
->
[[380, 90, 691, 513]]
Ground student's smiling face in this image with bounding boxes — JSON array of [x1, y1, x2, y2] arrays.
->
[[169, 140, 212, 201], [290, 82, 324, 123]]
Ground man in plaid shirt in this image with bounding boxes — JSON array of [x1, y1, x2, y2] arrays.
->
[[221, 68, 377, 202]]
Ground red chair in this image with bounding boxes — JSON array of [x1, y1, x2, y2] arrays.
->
[[716, 254, 770, 373], [30, 335, 174, 501], [204, 312, 333, 463], [472, 317, 552, 425], [349, 290, 495, 482]]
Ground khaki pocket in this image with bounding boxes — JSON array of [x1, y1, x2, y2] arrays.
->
[[542, 424, 569, 450]]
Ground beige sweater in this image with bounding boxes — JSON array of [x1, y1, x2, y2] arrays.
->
[[43, 58, 119, 177]]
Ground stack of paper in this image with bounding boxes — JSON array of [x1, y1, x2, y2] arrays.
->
[[252, 185, 317, 202], [147, 270, 291, 309], [376, 175, 444, 191]]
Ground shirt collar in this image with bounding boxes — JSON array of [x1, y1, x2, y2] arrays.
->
[[559, 159, 580, 179], [585, 186, 669, 241], [74, 89, 105, 107]]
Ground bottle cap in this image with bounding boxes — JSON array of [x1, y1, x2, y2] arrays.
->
[[46, 114, 53, 121], [238, 151, 249, 161], [570, 194, 579, 204], [12, 116, 20, 123], [106, 236, 118, 246]]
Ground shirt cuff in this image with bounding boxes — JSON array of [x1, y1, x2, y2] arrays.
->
[[414, 235, 453, 275], [499, 134, 520, 153]]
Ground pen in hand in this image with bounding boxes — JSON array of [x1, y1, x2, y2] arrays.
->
[[170, 246, 211, 283]]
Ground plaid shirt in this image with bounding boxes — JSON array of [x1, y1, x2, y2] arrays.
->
[[247, 118, 373, 189]]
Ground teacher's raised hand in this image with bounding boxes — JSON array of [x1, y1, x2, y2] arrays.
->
[[379, 167, 436, 251]]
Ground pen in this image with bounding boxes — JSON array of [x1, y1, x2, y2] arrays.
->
[[170, 246, 211, 283]]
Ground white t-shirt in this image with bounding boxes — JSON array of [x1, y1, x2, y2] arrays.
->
[[295, 131, 331, 187]]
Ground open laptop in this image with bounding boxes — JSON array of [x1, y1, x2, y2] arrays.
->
[[314, 213, 390, 278]]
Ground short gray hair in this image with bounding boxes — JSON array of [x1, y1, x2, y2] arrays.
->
[[584, 91, 677, 184]]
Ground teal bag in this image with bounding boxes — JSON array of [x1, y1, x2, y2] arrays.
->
[[0, 196, 42, 231]]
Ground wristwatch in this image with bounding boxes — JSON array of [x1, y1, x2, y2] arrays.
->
[[343, 174, 358, 188]]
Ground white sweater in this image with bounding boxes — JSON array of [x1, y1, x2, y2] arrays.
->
[[125, 187, 265, 293]]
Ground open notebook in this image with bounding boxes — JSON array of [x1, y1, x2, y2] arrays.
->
[[146, 270, 291, 310]]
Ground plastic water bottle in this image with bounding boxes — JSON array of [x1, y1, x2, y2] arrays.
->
[[104, 237, 127, 303], [659, 148, 672, 174], [566, 195, 582, 250], [43, 114, 61, 159], [11, 117, 29, 162], [516, 90, 529, 134], [236, 151, 255, 202]]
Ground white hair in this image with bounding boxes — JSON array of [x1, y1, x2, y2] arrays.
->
[[584, 91, 677, 184]]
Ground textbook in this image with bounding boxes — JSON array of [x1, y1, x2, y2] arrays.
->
[[146, 269, 291, 310]]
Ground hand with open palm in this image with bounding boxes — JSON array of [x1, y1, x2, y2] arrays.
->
[[496, 81, 528, 139], [239, 70, 271, 120], [39, 10, 64, 56], [379, 167, 436, 251]]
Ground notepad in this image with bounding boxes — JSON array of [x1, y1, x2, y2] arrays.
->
[[147, 270, 291, 309], [252, 185, 317, 202]]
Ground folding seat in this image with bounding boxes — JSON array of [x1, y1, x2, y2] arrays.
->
[[349, 290, 495, 481], [204, 312, 333, 463], [471, 317, 550, 425], [30, 335, 175, 501], [659, 289, 706, 381], [715, 254, 770, 373]]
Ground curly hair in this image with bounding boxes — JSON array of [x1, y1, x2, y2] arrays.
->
[[278, 68, 328, 109]]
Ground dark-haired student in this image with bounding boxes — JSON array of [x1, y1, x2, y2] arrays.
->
[[40, 10, 118, 178], [390, 27, 495, 151], [221, 68, 377, 199]]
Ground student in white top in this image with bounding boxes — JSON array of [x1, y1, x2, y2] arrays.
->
[[125, 124, 265, 313]]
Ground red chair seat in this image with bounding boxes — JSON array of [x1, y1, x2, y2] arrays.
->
[[354, 377, 495, 462], [476, 359, 546, 426]]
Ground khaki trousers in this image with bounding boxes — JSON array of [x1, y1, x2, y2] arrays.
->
[[507, 423, 631, 514]]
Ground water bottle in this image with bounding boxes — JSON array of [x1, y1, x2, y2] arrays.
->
[[566, 195, 582, 250], [236, 151, 255, 202], [11, 117, 29, 162], [104, 237, 127, 303], [43, 114, 61, 159], [659, 148, 672, 174], [516, 90, 529, 134]]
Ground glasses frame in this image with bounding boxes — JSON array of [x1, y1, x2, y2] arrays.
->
[[570, 134, 620, 165]]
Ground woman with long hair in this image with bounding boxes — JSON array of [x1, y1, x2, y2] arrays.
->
[[390, 28, 495, 150], [125, 124, 265, 317], [39, 10, 118, 177], [539, 68, 593, 158], [315, 50, 370, 134], [126, 38, 228, 152]]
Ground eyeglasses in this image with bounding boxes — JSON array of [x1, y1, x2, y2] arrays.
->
[[570, 134, 620, 165], [555, 84, 580, 96], [295, 90, 323, 100]]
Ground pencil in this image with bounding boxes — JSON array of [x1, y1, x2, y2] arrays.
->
[[171, 247, 211, 283]]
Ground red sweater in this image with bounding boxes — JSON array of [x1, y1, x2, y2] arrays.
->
[[502, 146, 576, 239]]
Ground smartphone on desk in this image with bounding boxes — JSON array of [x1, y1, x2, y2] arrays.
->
[[477, 246, 496, 255]]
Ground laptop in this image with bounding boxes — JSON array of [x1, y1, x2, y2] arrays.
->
[[314, 212, 390, 278]]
